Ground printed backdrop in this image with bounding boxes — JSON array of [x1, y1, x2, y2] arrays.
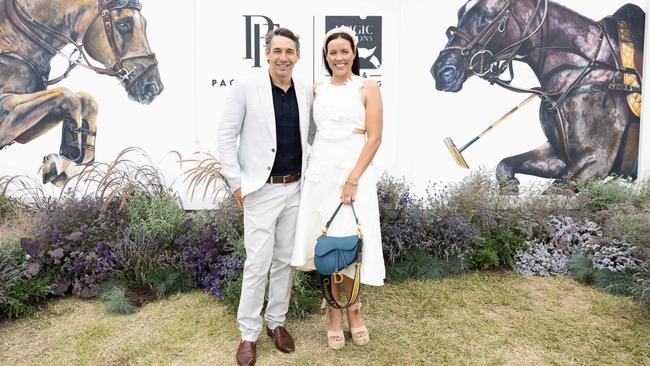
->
[[0, 0, 648, 207]]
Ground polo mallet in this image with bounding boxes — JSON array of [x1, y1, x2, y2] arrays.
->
[[444, 94, 537, 169]]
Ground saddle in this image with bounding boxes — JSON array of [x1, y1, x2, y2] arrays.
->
[[601, 4, 645, 117]]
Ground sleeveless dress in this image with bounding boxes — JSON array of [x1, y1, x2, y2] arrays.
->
[[291, 76, 385, 286]]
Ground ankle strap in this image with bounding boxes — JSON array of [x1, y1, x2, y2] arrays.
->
[[348, 301, 362, 311]]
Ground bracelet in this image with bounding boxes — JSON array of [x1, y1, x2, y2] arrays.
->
[[345, 178, 358, 186]]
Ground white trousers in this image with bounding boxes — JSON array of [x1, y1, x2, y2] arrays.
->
[[237, 181, 300, 341]]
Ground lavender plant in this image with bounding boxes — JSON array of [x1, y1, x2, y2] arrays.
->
[[377, 174, 428, 265], [423, 205, 479, 261], [110, 233, 176, 288]]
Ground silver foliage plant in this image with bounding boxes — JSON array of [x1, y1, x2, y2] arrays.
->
[[514, 216, 597, 276], [585, 239, 646, 273], [513, 216, 646, 276]]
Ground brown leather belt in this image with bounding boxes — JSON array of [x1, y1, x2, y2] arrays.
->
[[266, 173, 301, 184]]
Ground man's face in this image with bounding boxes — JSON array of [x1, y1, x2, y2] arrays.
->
[[265, 35, 300, 79]]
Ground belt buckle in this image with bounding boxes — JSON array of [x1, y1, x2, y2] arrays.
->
[[269, 173, 297, 184], [270, 175, 285, 184]]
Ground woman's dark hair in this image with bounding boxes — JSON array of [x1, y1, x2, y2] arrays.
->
[[322, 32, 360, 76]]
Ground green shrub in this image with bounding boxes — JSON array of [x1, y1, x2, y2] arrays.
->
[[387, 249, 468, 283], [435, 170, 559, 253], [0, 236, 55, 319], [567, 255, 596, 284], [0, 194, 18, 222], [222, 274, 242, 314], [0, 236, 25, 263], [599, 204, 650, 263], [0, 237, 27, 306], [227, 237, 246, 265], [288, 271, 320, 320], [99, 281, 137, 315], [580, 178, 646, 212], [1, 271, 53, 319], [125, 191, 185, 247], [0, 252, 23, 306], [471, 228, 526, 270], [631, 272, 650, 308], [110, 233, 177, 288], [216, 195, 245, 246], [593, 269, 637, 297], [471, 247, 500, 270], [568, 254, 638, 297], [445, 169, 498, 226], [148, 267, 194, 298]]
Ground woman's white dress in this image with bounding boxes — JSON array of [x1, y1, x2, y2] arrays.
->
[[291, 76, 385, 286]]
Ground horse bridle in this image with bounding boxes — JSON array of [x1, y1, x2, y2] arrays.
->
[[439, 0, 642, 111], [440, 0, 549, 81], [4, 0, 157, 91], [90, 0, 158, 89]]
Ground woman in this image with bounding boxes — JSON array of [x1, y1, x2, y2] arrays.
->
[[291, 25, 385, 349]]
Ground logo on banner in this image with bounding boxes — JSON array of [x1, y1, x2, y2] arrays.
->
[[243, 15, 278, 67], [325, 16, 382, 70]]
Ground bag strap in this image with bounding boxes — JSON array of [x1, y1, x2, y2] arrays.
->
[[320, 262, 362, 309], [323, 202, 362, 239], [325, 202, 359, 229]]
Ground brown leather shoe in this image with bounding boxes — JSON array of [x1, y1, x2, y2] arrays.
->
[[266, 326, 295, 353], [235, 340, 256, 366]]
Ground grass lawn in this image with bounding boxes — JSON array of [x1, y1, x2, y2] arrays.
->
[[1, 272, 649, 366]]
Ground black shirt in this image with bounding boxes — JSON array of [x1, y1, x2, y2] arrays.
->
[[270, 77, 302, 176]]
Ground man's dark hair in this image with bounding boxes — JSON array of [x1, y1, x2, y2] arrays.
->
[[264, 27, 300, 52]]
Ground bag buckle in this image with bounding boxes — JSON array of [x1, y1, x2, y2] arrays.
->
[[332, 273, 344, 284]]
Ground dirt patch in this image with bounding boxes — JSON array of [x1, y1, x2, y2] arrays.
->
[[126, 285, 157, 307], [0, 209, 36, 241]]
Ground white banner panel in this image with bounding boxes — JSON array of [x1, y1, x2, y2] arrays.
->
[[0, 0, 647, 206]]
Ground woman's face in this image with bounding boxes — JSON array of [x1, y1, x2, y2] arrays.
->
[[325, 37, 355, 78]]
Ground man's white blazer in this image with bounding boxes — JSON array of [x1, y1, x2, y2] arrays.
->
[[217, 70, 312, 197]]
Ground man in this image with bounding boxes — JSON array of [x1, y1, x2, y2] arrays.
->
[[217, 27, 311, 366]]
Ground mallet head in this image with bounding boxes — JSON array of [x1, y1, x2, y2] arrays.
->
[[444, 137, 469, 169]]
